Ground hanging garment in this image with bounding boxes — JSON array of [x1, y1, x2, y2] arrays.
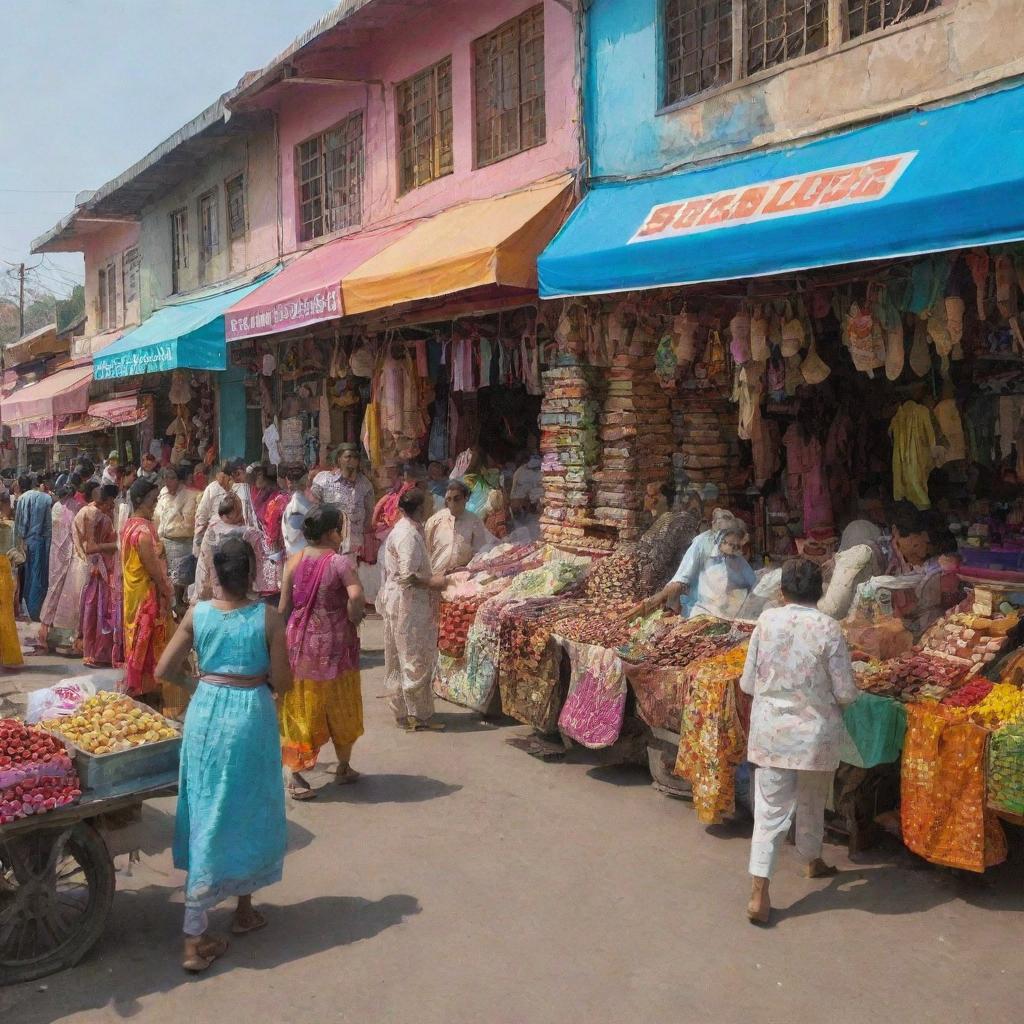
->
[[933, 398, 966, 466], [965, 395, 997, 466], [783, 424, 833, 529], [262, 423, 282, 466], [997, 396, 1024, 460], [908, 319, 932, 377], [966, 250, 990, 319], [889, 400, 936, 510]]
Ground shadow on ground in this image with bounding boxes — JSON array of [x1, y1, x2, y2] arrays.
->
[[4, 892, 420, 1024], [305, 771, 462, 805]]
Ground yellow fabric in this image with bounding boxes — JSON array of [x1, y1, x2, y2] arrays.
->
[[341, 176, 573, 315], [889, 400, 936, 510], [278, 670, 364, 771], [122, 542, 152, 639], [0, 555, 23, 668]]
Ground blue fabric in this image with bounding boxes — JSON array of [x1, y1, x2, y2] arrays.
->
[[94, 272, 277, 381], [840, 693, 907, 769], [15, 490, 52, 619], [192, 601, 270, 677], [539, 84, 1024, 297], [172, 681, 286, 911]]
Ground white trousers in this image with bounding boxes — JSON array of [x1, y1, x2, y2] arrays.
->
[[749, 767, 833, 878]]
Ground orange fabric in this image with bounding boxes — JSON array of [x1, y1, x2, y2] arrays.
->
[[901, 703, 1007, 873], [341, 177, 573, 315]]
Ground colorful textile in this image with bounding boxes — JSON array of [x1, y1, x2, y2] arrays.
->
[[193, 520, 270, 602], [740, 604, 858, 771], [173, 602, 285, 914], [285, 552, 360, 680], [988, 723, 1024, 817], [783, 423, 833, 529], [675, 645, 750, 824], [77, 505, 117, 667], [278, 671, 363, 771], [310, 471, 374, 557], [627, 663, 690, 732], [0, 555, 24, 667], [372, 483, 415, 542], [889, 400, 936, 510], [557, 643, 627, 749], [839, 693, 906, 768], [901, 703, 1006, 872], [121, 517, 171, 696], [379, 517, 437, 721], [39, 501, 80, 634]]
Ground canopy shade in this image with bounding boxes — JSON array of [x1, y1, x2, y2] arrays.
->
[[0, 364, 92, 436], [342, 176, 574, 316], [225, 222, 415, 342], [4, 323, 66, 369], [94, 275, 273, 380], [539, 84, 1024, 297]]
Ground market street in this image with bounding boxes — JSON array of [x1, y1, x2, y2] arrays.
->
[[1, 619, 1021, 1024]]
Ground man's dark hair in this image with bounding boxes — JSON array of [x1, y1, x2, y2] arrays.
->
[[76, 458, 95, 477], [17, 475, 31, 493], [781, 557, 823, 605], [176, 464, 192, 482], [398, 488, 427, 516], [100, 483, 120, 502], [891, 500, 927, 538], [217, 493, 240, 518], [446, 479, 471, 499]]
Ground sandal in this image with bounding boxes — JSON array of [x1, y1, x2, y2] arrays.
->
[[231, 909, 267, 936], [413, 719, 446, 732], [183, 934, 229, 973], [287, 782, 317, 801], [334, 766, 361, 785]]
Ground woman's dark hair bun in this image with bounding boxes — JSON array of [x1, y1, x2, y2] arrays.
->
[[303, 503, 343, 543], [213, 536, 253, 597]]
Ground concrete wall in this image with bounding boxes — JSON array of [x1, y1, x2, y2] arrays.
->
[[275, 0, 580, 251], [137, 125, 280, 314], [81, 221, 141, 336], [587, 0, 1024, 179]]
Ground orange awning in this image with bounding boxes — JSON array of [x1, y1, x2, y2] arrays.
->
[[340, 176, 574, 316]]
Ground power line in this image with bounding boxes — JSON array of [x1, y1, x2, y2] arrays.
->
[[0, 188, 80, 194]]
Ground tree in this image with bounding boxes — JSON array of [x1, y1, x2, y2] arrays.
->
[[56, 285, 85, 333]]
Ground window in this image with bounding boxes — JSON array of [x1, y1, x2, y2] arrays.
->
[[226, 174, 246, 240], [746, 0, 828, 75], [170, 207, 188, 293], [846, 0, 940, 39], [296, 112, 364, 242], [97, 267, 108, 330], [664, 0, 732, 104], [396, 57, 453, 194], [198, 190, 219, 263], [473, 6, 546, 167], [122, 247, 140, 311]]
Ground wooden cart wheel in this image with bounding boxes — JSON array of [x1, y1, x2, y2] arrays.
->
[[0, 821, 115, 986]]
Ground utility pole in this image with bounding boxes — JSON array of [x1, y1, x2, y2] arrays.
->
[[17, 262, 25, 337]]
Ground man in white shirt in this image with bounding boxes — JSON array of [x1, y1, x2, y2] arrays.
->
[[310, 444, 374, 559], [192, 460, 237, 556], [281, 464, 313, 557], [154, 465, 200, 608], [100, 451, 120, 487], [424, 479, 495, 575]]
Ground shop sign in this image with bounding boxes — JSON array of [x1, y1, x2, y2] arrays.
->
[[225, 285, 341, 342], [630, 152, 917, 243], [94, 343, 177, 381]]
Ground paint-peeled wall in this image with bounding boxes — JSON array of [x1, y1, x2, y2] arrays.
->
[[81, 221, 142, 339], [275, 0, 580, 251], [588, 0, 1024, 179], [137, 125, 280, 314]]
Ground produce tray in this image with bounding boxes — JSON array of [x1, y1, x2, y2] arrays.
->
[[39, 698, 182, 798]]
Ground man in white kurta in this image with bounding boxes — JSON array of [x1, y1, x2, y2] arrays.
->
[[739, 557, 859, 924], [424, 480, 495, 575]]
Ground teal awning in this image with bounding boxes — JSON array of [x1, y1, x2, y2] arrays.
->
[[94, 274, 275, 381]]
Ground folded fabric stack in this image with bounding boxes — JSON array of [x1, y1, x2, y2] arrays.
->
[[539, 360, 607, 552], [592, 353, 673, 543], [676, 398, 741, 499]]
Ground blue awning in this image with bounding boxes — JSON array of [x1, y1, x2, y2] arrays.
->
[[540, 84, 1024, 298], [94, 274, 275, 381]]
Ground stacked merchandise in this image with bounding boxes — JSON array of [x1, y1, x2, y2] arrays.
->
[[538, 360, 607, 553], [676, 397, 741, 500], [0, 719, 81, 824], [592, 352, 673, 543]]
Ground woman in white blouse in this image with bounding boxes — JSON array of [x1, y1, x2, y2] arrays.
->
[[740, 557, 859, 925]]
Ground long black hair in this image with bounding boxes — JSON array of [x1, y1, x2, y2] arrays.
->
[[213, 537, 254, 599]]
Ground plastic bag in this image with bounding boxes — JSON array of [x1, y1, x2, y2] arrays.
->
[[25, 678, 99, 724]]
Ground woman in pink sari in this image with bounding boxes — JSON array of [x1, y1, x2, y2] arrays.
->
[[38, 483, 84, 655], [278, 504, 365, 800], [79, 484, 120, 667]]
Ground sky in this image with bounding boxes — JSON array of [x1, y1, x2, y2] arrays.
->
[[0, 0, 338, 299]]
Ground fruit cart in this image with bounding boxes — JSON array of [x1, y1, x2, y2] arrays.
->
[[0, 772, 177, 986], [1, 694, 181, 986]]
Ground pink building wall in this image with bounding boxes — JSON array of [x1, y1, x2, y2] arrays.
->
[[81, 220, 142, 339], [274, 0, 579, 253]]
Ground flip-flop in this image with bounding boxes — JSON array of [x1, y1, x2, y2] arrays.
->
[[231, 911, 267, 936], [183, 934, 229, 972], [287, 783, 317, 801]]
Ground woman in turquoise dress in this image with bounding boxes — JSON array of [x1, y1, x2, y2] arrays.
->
[[156, 536, 292, 973]]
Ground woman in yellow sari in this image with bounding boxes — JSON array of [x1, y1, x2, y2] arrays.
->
[[0, 495, 24, 669], [120, 479, 174, 704]]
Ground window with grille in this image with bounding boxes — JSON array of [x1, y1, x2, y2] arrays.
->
[[122, 247, 139, 310], [170, 207, 188, 293], [473, 6, 546, 168], [198, 190, 219, 264], [226, 174, 246, 240], [297, 112, 364, 242], [664, 0, 732, 104], [397, 57, 453, 194], [746, 0, 828, 75], [846, 0, 940, 39]]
